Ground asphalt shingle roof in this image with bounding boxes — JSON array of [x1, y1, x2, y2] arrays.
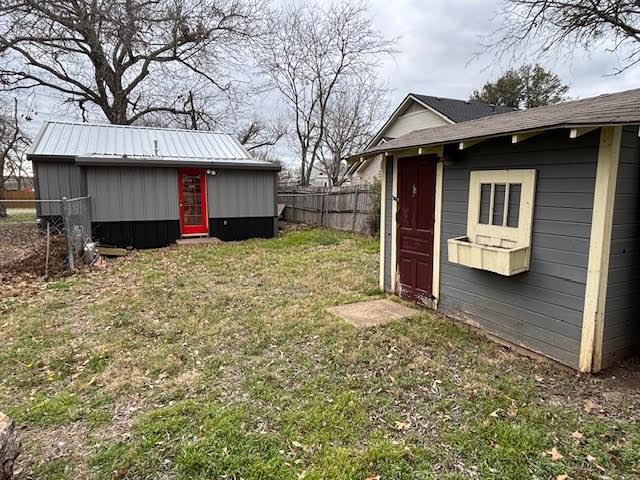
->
[[365, 88, 640, 156], [412, 94, 516, 122]]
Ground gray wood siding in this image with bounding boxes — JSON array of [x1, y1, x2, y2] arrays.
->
[[383, 158, 393, 290], [207, 170, 276, 218], [439, 130, 600, 369], [86, 166, 179, 222], [33, 160, 85, 216], [602, 125, 640, 368]]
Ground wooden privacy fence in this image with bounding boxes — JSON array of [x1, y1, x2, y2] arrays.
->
[[3, 190, 35, 208], [277, 186, 375, 234]]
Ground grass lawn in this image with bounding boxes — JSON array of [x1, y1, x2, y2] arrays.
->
[[0, 208, 36, 223], [1, 228, 638, 479]]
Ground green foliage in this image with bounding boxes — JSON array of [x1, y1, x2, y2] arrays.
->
[[471, 64, 569, 109]]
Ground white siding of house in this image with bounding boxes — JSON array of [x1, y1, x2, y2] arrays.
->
[[352, 102, 451, 184], [353, 155, 383, 185], [384, 109, 450, 139]]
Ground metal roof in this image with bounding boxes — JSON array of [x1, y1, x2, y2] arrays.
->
[[27, 121, 273, 169], [364, 88, 640, 156], [412, 94, 517, 122], [75, 153, 279, 171]]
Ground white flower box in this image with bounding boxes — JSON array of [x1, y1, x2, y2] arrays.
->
[[447, 236, 531, 276]]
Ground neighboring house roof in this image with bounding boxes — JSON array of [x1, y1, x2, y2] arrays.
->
[[364, 88, 640, 156], [411, 94, 516, 122], [27, 121, 279, 170], [364, 93, 515, 152]]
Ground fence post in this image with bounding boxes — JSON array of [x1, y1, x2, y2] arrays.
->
[[61, 197, 75, 272], [352, 188, 360, 232], [320, 194, 325, 226]]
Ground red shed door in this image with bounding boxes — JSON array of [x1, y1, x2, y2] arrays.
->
[[178, 169, 208, 236], [397, 156, 437, 304]]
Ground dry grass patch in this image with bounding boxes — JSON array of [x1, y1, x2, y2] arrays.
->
[[1, 229, 638, 479]]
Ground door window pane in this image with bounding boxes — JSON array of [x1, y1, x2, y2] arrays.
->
[[479, 183, 491, 224], [492, 183, 506, 226], [182, 174, 202, 226], [507, 183, 521, 227]]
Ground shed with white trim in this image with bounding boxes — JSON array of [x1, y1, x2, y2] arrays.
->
[[358, 88, 640, 372]]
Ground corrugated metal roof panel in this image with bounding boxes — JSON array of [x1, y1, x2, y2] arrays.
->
[[28, 121, 262, 165], [74, 154, 280, 171]]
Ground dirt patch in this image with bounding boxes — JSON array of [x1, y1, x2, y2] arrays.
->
[[278, 221, 314, 232], [0, 223, 68, 285]]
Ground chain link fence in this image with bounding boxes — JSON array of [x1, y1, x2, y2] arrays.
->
[[0, 196, 92, 281], [60, 197, 92, 271]]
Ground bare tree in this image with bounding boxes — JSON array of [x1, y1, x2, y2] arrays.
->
[[237, 117, 287, 153], [258, 0, 395, 185], [488, 1, 640, 74], [317, 77, 389, 186], [0, 98, 30, 217], [0, 0, 267, 125]]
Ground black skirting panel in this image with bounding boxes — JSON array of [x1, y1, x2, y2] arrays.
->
[[91, 217, 276, 249], [92, 220, 180, 249], [208, 217, 276, 241]]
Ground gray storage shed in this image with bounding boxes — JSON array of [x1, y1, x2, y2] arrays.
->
[[28, 121, 280, 248], [360, 88, 640, 372]]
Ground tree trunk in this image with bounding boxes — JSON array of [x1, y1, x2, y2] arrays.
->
[[0, 412, 20, 480], [0, 184, 6, 218]]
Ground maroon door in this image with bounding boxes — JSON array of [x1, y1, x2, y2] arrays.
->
[[397, 156, 437, 304]]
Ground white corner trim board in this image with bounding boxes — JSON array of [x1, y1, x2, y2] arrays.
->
[[390, 157, 398, 292], [379, 157, 387, 291], [579, 126, 623, 373], [432, 160, 444, 309]]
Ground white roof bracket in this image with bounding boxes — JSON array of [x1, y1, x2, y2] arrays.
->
[[512, 131, 542, 143], [570, 127, 598, 139], [458, 139, 484, 150]]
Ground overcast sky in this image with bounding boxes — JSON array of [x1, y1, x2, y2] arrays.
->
[[370, 0, 639, 106], [17, 0, 640, 151]]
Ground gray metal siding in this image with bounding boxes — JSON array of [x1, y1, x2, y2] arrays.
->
[[602, 125, 640, 368], [207, 170, 276, 218], [86, 166, 179, 222], [33, 160, 85, 216], [383, 158, 393, 291], [438, 130, 599, 369]]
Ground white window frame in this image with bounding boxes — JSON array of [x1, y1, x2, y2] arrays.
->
[[468, 169, 537, 248]]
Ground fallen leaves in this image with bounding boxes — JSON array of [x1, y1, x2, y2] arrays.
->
[[583, 399, 597, 413], [586, 454, 607, 472], [545, 447, 564, 462], [394, 420, 411, 431]]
